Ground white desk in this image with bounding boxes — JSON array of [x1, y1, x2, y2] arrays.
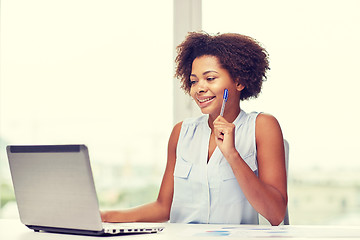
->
[[1, 219, 360, 240]]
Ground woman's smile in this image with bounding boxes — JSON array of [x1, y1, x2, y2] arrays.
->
[[196, 95, 216, 107]]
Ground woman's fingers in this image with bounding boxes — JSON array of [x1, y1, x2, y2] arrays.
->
[[214, 116, 232, 138]]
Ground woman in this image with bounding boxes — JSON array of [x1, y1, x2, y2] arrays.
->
[[101, 32, 287, 226]]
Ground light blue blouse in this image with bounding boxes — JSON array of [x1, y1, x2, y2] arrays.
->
[[169, 110, 260, 224]]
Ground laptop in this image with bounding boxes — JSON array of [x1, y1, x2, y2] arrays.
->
[[6, 144, 164, 236]]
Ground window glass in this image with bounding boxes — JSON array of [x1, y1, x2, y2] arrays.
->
[[0, 0, 173, 217], [203, 0, 360, 225]]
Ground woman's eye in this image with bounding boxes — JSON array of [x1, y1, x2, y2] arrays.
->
[[190, 80, 197, 85], [207, 77, 215, 81]]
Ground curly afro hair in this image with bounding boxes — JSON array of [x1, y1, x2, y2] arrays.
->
[[175, 31, 270, 101]]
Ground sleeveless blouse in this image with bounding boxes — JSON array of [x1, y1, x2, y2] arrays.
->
[[169, 110, 260, 224]]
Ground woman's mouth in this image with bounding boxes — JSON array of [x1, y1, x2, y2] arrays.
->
[[196, 96, 216, 108], [197, 96, 215, 103]]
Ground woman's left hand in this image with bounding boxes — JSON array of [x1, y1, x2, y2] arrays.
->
[[213, 116, 238, 159]]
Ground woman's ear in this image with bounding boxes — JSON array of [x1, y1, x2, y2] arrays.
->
[[236, 82, 245, 92]]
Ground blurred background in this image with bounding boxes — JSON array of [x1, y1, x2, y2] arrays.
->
[[1, 0, 359, 225]]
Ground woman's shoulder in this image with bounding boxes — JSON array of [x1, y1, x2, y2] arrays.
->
[[167, 121, 183, 156], [255, 113, 281, 130], [170, 121, 183, 139], [255, 113, 283, 144], [172, 121, 183, 135]]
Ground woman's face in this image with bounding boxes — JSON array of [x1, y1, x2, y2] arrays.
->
[[189, 55, 244, 117]]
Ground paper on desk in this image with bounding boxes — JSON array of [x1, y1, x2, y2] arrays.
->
[[180, 225, 360, 238], [181, 225, 289, 238]]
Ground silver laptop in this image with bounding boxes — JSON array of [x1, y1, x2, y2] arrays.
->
[[6, 144, 164, 236]]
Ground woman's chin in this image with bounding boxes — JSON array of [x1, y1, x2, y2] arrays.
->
[[199, 107, 217, 116]]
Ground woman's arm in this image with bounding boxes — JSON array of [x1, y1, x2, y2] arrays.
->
[[213, 113, 287, 226], [101, 122, 182, 223]]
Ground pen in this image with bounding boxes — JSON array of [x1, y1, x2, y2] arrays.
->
[[220, 89, 228, 116]]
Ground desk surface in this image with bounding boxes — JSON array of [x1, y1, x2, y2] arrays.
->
[[1, 219, 360, 240]]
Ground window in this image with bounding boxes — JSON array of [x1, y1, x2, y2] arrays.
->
[[0, 0, 173, 217], [2, 0, 360, 225], [203, 0, 360, 224]]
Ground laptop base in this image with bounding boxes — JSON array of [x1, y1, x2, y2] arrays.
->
[[27, 224, 161, 236]]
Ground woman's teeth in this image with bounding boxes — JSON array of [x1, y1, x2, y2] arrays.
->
[[198, 96, 215, 103]]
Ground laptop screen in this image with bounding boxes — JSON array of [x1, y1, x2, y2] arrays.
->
[[7, 145, 103, 231]]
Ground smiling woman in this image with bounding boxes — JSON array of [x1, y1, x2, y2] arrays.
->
[[171, 32, 286, 225], [101, 31, 287, 226]]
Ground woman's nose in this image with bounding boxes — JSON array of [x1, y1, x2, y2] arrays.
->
[[196, 79, 207, 93]]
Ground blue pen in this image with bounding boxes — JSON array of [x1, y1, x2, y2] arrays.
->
[[220, 89, 228, 116]]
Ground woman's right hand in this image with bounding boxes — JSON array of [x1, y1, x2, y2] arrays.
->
[[101, 210, 125, 223]]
